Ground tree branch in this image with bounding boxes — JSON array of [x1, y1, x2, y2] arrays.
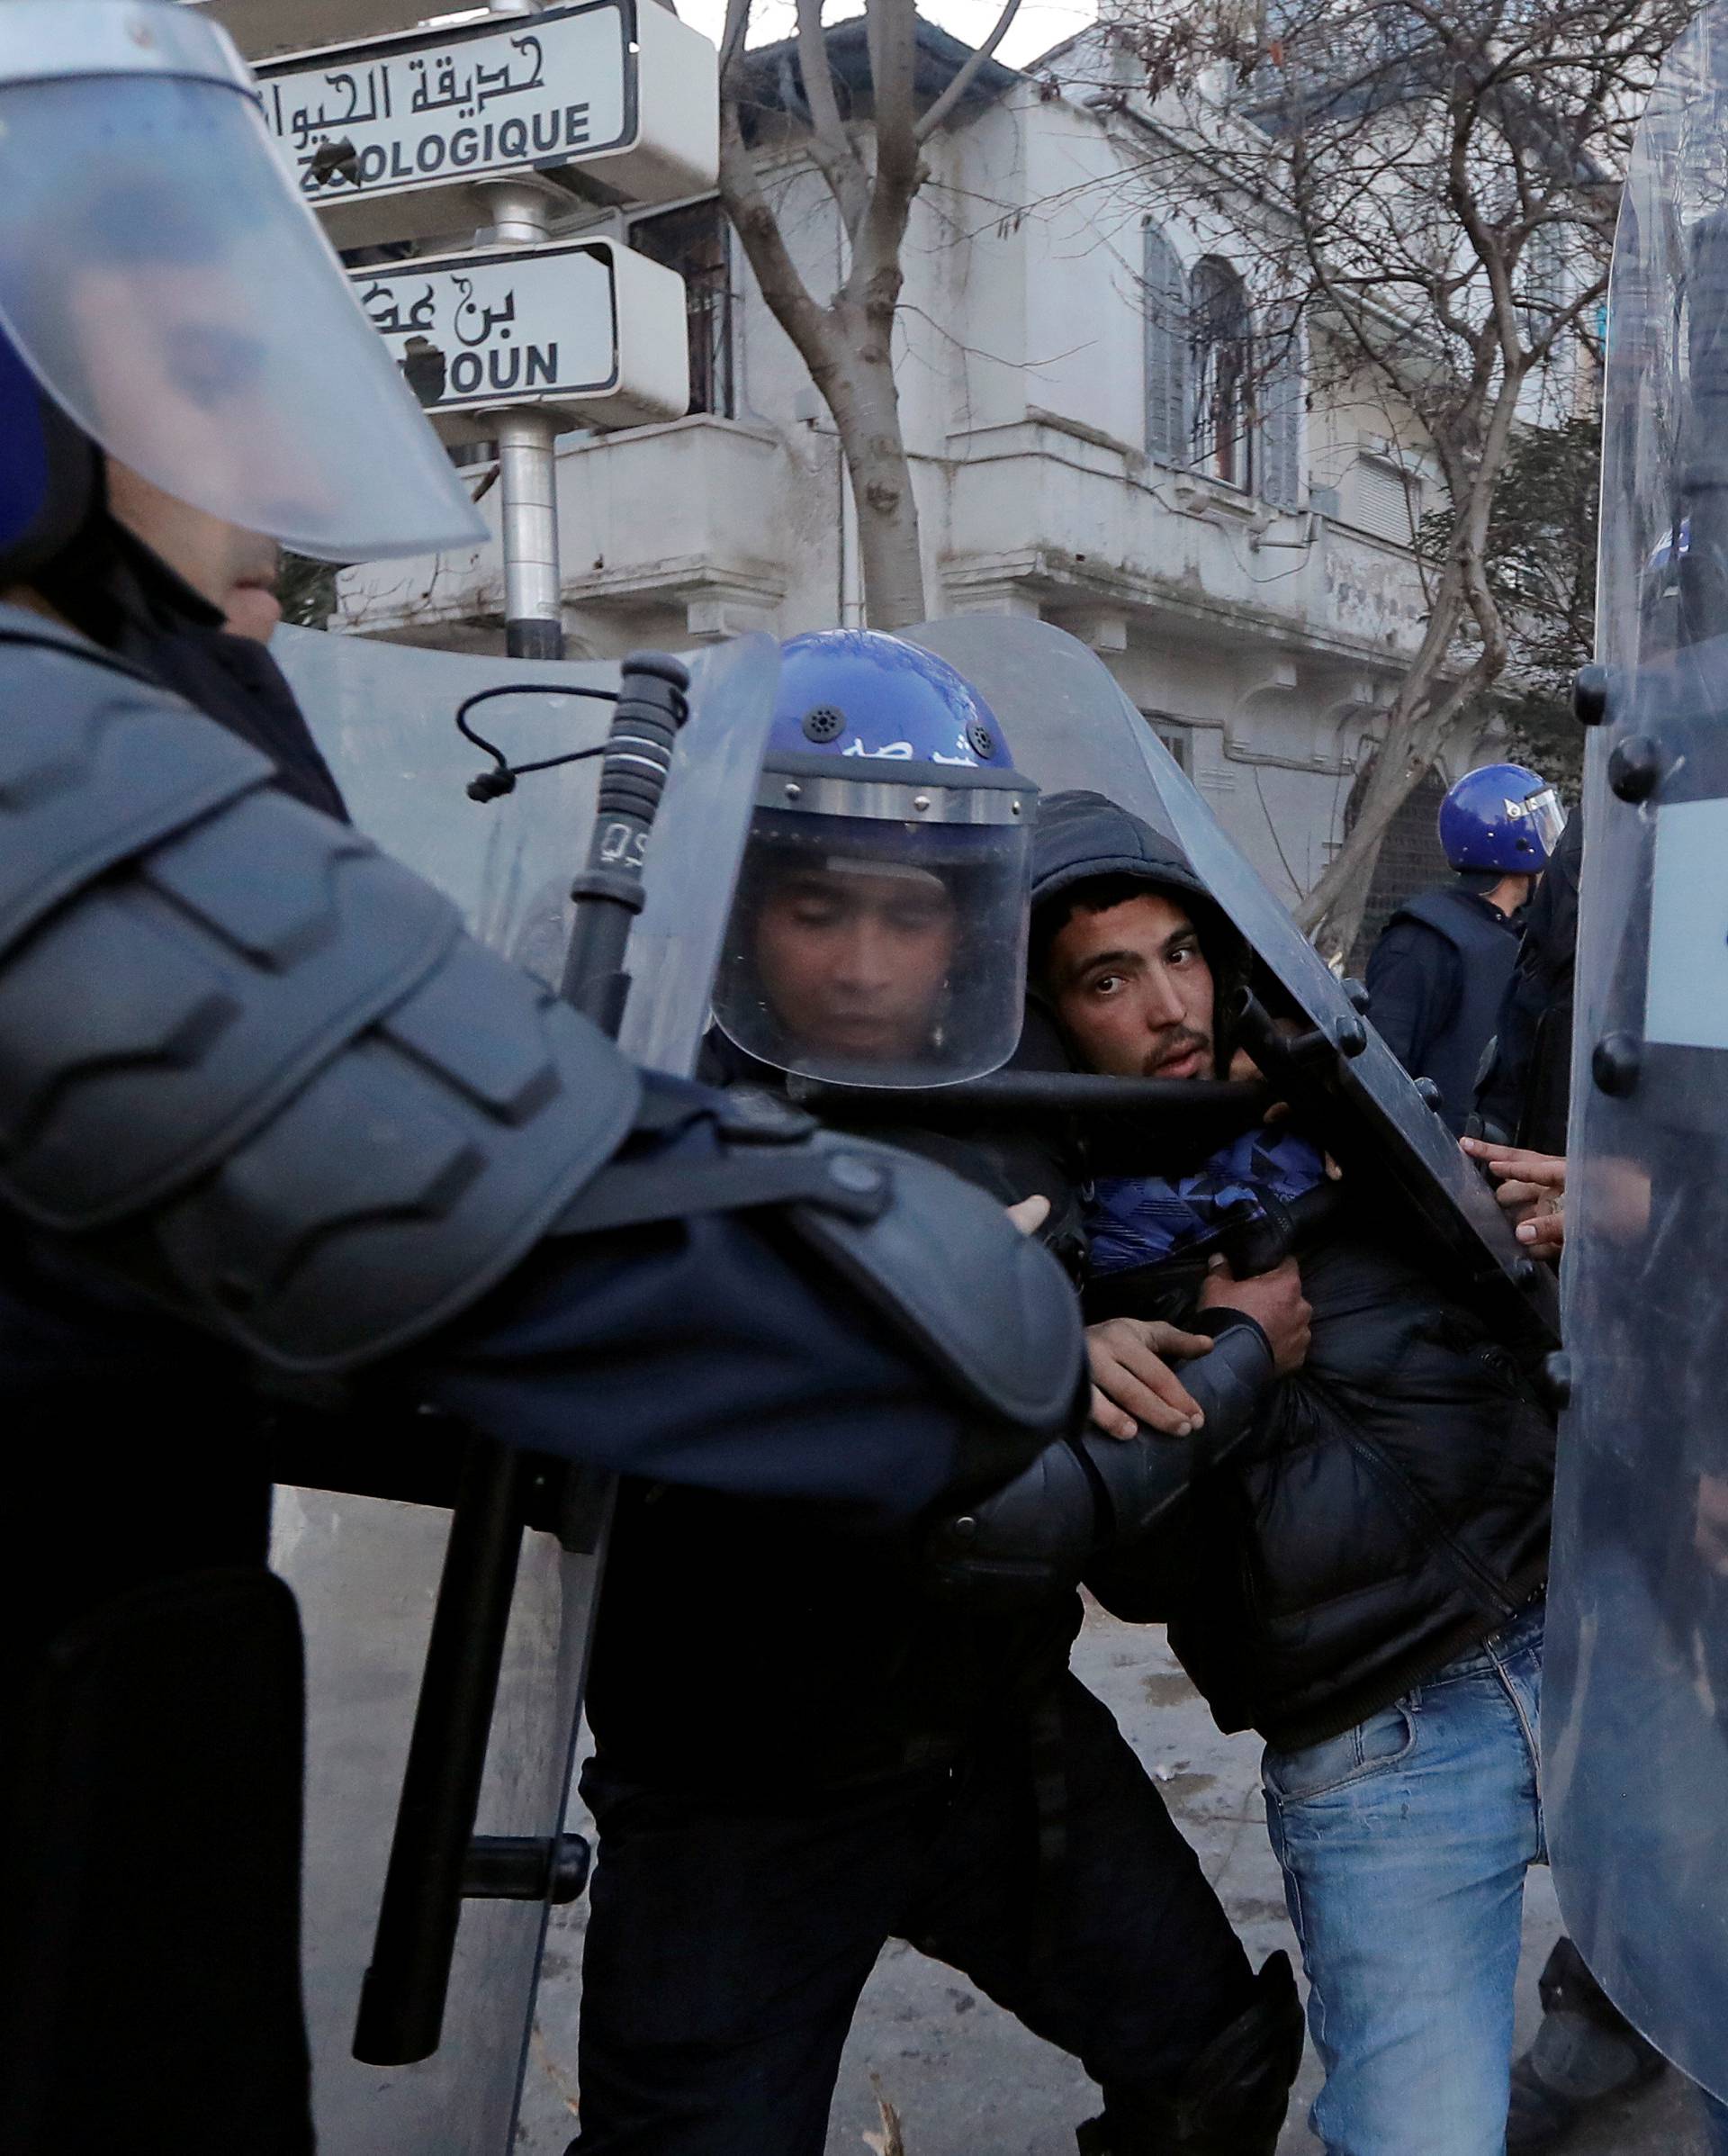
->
[[847, 0, 922, 313], [719, 0, 752, 92], [717, 103, 845, 383], [866, 0, 922, 194], [796, 0, 871, 232], [914, 0, 1023, 144]]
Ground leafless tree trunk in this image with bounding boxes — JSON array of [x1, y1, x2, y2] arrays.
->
[[717, 0, 1020, 629], [1302, 317, 1526, 955], [1093, 0, 1684, 955]]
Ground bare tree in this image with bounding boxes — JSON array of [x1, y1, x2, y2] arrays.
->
[[717, 0, 1020, 628], [1418, 410, 1601, 794], [1089, 0, 1687, 956]]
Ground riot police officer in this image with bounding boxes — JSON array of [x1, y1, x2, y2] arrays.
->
[[570, 631, 1305, 2156], [0, 14, 1087, 2152], [1364, 762, 1565, 1132], [1471, 807, 1582, 1156]]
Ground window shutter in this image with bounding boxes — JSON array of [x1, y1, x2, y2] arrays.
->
[[1259, 301, 1305, 510], [1143, 224, 1188, 465]]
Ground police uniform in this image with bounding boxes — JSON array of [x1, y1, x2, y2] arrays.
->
[[1472, 810, 1583, 1154], [1364, 880, 1523, 1132], [1364, 761, 1566, 1134], [572, 1047, 1277, 2156], [0, 14, 1089, 2149]]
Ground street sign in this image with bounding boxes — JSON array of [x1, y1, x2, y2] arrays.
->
[[257, 0, 718, 248], [354, 235, 688, 438]]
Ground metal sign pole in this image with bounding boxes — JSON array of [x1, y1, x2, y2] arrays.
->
[[482, 169, 564, 661]]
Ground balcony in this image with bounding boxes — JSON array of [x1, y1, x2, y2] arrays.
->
[[555, 414, 790, 642], [940, 416, 1429, 670], [337, 413, 790, 650]]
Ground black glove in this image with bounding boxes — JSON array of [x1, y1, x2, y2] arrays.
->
[[927, 1312, 1275, 1602]]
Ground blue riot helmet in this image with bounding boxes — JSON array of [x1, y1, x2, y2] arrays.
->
[[712, 629, 1039, 1087], [1437, 762, 1566, 874], [0, 318, 99, 585]]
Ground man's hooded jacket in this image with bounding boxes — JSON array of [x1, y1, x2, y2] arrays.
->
[[1030, 790, 1555, 1755]]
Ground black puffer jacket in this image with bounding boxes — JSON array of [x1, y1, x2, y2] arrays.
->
[[1033, 790, 1554, 1753], [1083, 1222, 1552, 1750]]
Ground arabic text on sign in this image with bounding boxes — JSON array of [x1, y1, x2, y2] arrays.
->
[[361, 278, 563, 395], [259, 4, 629, 201]]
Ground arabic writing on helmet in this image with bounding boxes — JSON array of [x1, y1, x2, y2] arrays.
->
[[839, 734, 980, 765]]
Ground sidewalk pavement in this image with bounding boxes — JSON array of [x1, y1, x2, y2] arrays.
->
[[518, 1600, 1705, 2156]]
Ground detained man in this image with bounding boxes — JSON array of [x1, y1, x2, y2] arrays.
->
[[567, 631, 1308, 2156], [1030, 789, 1556, 2156]]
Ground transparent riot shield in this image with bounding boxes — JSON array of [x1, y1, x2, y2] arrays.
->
[[266, 626, 778, 2155], [906, 616, 1558, 1349], [275, 626, 778, 1056], [1544, 1, 1728, 2095]]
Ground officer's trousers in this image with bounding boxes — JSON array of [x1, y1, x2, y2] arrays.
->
[[0, 1383, 314, 2156], [568, 1670, 1256, 2156]]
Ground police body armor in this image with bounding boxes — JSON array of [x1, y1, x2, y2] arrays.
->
[[0, 10, 1091, 2149], [1544, 0, 1728, 2097], [0, 608, 1087, 2154], [0, 613, 728, 2156], [1382, 884, 1519, 1131]]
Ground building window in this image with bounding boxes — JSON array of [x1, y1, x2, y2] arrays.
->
[[1190, 257, 1255, 490], [628, 200, 737, 419], [1258, 302, 1305, 511], [1523, 221, 1565, 333], [1146, 232, 1301, 508], [1343, 449, 1422, 545], [1143, 221, 1189, 465], [1148, 714, 1193, 773]]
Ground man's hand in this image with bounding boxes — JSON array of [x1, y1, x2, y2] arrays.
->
[[1006, 1195, 1052, 1236], [1200, 1255, 1312, 1375], [1086, 1317, 1215, 1440], [1461, 1140, 1566, 1258]]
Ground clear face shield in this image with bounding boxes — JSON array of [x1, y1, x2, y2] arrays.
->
[[0, 3, 485, 563], [712, 761, 1037, 1087], [1521, 783, 1568, 856]]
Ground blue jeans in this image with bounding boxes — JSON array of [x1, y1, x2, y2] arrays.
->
[[1261, 1603, 1545, 2156], [1701, 2088, 1728, 2153]]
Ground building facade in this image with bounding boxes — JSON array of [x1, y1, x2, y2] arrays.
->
[[338, 17, 1494, 907]]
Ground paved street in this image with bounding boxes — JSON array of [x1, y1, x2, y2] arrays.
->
[[518, 1601, 1705, 2155]]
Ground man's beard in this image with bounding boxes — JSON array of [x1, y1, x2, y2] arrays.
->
[[1142, 1026, 1210, 1078]]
